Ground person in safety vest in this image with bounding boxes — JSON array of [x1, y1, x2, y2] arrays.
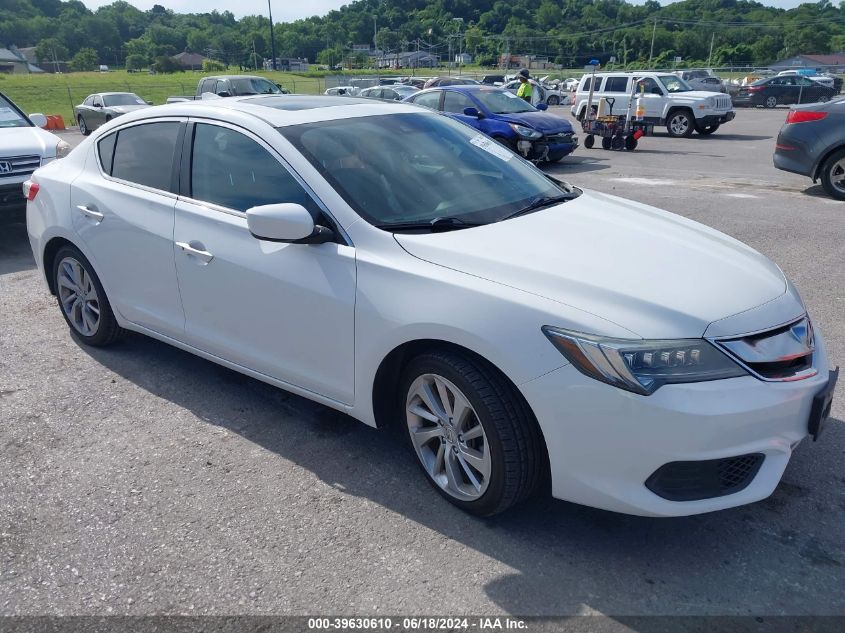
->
[[516, 68, 533, 103]]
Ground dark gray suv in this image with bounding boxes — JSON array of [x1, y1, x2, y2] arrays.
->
[[774, 98, 845, 200]]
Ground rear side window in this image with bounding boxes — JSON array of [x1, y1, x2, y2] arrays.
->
[[410, 91, 442, 110], [189, 123, 319, 214], [110, 122, 180, 191], [604, 77, 629, 93], [97, 133, 117, 173]]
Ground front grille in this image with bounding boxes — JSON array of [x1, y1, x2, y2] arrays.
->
[[714, 317, 816, 381], [714, 95, 732, 110], [646, 454, 765, 501], [0, 154, 41, 178], [546, 133, 575, 143]]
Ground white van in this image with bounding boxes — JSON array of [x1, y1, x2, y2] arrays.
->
[[571, 71, 735, 137]]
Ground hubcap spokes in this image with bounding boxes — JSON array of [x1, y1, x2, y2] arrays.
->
[[832, 160, 845, 194], [406, 373, 491, 501], [671, 116, 688, 134], [57, 257, 100, 336]]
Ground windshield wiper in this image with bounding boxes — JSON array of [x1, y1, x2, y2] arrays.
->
[[499, 193, 578, 222], [376, 216, 483, 233]]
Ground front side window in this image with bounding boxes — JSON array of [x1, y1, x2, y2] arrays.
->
[[442, 91, 475, 113], [636, 77, 661, 95], [0, 94, 30, 128], [110, 122, 180, 191], [281, 113, 567, 229], [190, 123, 318, 214]]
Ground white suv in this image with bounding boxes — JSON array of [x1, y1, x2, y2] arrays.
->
[[571, 72, 735, 137], [0, 91, 70, 221]]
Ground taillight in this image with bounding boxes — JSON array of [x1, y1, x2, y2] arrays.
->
[[786, 110, 828, 124], [747, 86, 763, 92], [23, 180, 39, 201]]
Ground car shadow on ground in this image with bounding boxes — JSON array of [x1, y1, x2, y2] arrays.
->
[[77, 332, 845, 615], [543, 156, 610, 174], [800, 183, 839, 201], [0, 221, 36, 276]]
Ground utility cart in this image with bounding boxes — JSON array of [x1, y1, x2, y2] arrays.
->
[[580, 63, 653, 151]]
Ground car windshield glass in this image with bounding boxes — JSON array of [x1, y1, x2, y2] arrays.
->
[[280, 113, 566, 229], [473, 89, 535, 114], [0, 94, 29, 128], [659, 75, 692, 93], [104, 93, 146, 106], [229, 78, 281, 95]]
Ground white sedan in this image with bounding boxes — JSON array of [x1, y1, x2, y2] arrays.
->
[[25, 96, 837, 517]]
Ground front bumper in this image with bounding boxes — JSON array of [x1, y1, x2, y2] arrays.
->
[[0, 182, 26, 218], [521, 134, 578, 161], [519, 331, 833, 516], [697, 111, 735, 126]]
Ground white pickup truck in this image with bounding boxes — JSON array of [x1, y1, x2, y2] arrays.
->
[[1, 91, 69, 222], [571, 71, 736, 137]]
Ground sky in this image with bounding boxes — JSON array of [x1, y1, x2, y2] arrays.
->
[[77, 0, 809, 22]]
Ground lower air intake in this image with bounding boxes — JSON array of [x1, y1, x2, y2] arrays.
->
[[645, 453, 765, 502]]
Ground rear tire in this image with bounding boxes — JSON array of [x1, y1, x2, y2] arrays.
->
[[78, 116, 90, 136], [601, 136, 612, 150], [584, 134, 595, 149], [400, 350, 545, 517], [820, 148, 845, 201], [52, 245, 126, 346], [546, 95, 560, 106]]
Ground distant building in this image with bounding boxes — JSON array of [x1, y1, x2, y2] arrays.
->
[[770, 53, 845, 73], [375, 50, 439, 69], [0, 46, 43, 73], [455, 52, 472, 65], [171, 52, 208, 70], [263, 57, 309, 71], [498, 54, 552, 70]]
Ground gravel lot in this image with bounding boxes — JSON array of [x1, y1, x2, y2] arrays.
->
[[1, 108, 843, 617]]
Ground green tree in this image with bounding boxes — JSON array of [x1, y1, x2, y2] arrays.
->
[[69, 47, 98, 71], [152, 55, 180, 73], [125, 53, 146, 70], [35, 37, 68, 65]]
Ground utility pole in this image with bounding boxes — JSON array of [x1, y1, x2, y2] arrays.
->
[[648, 18, 657, 68], [373, 16, 377, 49], [253, 39, 258, 70], [707, 32, 715, 69], [268, 0, 277, 70]]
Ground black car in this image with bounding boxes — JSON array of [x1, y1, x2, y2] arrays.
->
[[481, 74, 505, 85], [734, 75, 838, 108], [773, 98, 845, 200]]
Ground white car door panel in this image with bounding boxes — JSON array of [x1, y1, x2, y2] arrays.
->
[[70, 121, 185, 337], [173, 121, 356, 403]]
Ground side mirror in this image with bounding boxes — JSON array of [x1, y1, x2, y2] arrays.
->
[[463, 106, 482, 118], [94, 103, 103, 108], [246, 203, 334, 244], [29, 113, 48, 128], [536, 102, 548, 111], [216, 91, 231, 98]]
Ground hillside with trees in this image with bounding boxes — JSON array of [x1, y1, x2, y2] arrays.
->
[[2, 0, 844, 70]]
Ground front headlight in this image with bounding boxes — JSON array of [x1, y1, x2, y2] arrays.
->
[[705, 96, 716, 107], [55, 139, 71, 159], [542, 326, 747, 395], [510, 124, 542, 139]]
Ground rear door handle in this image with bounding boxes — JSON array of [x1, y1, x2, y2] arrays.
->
[[176, 241, 214, 264], [76, 204, 104, 223]]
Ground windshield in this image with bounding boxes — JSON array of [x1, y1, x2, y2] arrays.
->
[[0, 94, 30, 128], [474, 89, 535, 114], [659, 75, 692, 93], [280, 113, 566, 229], [104, 93, 146, 106], [230, 78, 281, 95]]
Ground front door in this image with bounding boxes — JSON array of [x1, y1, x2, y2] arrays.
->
[[173, 121, 356, 404], [70, 119, 185, 337]]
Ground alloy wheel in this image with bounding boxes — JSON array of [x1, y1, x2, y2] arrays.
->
[[405, 373, 491, 501], [78, 117, 87, 135], [57, 256, 101, 337], [829, 159, 845, 195], [669, 113, 691, 136], [766, 96, 777, 108]]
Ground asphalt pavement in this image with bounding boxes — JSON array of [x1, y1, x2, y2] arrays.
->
[[1, 107, 843, 618]]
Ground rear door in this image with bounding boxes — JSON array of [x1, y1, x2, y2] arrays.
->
[[70, 119, 186, 337], [601, 76, 630, 115], [172, 120, 356, 403]]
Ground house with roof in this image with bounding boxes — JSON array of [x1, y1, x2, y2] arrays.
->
[[770, 53, 845, 73], [0, 46, 44, 73], [171, 51, 208, 70]]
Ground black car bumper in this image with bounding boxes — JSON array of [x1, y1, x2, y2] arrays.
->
[[697, 112, 736, 127], [0, 182, 26, 217]]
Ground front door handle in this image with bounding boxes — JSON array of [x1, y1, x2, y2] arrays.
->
[[176, 241, 214, 264], [76, 204, 104, 223]]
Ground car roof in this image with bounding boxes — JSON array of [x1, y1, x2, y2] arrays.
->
[[107, 95, 426, 128]]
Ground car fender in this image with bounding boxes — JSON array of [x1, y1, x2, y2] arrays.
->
[[812, 141, 845, 182]]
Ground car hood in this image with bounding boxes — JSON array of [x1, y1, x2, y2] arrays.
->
[[670, 90, 726, 100], [0, 126, 59, 159], [493, 111, 573, 134], [394, 190, 793, 339]]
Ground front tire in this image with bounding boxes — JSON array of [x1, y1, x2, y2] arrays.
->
[[400, 350, 544, 516], [765, 96, 778, 109], [695, 122, 720, 135], [52, 245, 125, 346], [820, 148, 845, 201], [666, 110, 694, 137], [546, 95, 560, 106]]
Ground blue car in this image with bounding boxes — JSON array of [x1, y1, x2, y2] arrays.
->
[[404, 85, 577, 162]]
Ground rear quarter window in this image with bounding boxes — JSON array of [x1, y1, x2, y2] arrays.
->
[[97, 133, 117, 173], [581, 77, 604, 92]]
